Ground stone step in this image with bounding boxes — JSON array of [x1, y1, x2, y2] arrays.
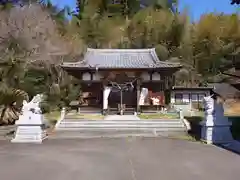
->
[[49, 129, 186, 139], [55, 124, 186, 133], [106, 108, 136, 115], [61, 119, 182, 124], [56, 121, 185, 127], [57, 123, 184, 128], [62, 118, 180, 122], [53, 117, 186, 139], [57, 119, 184, 128], [107, 112, 135, 115], [55, 127, 185, 131]]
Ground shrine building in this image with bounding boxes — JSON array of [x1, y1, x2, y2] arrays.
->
[[61, 48, 182, 114]]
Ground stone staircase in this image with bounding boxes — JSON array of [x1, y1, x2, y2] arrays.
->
[[50, 115, 187, 139]]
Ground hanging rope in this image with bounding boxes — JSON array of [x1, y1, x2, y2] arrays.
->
[[108, 77, 138, 92]]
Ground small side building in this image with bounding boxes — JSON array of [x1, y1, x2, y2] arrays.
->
[[170, 84, 240, 112], [170, 86, 214, 111]]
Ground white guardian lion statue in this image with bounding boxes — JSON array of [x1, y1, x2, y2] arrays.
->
[[22, 94, 44, 114], [203, 95, 215, 116]]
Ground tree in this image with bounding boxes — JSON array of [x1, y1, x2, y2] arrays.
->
[[0, 3, 78, 123], [0, 36, 29, 124], [73, 0, 180, 49], [133, 0, 178, 13], [191, 13, 240, 82], [231, 0, 240, 5]]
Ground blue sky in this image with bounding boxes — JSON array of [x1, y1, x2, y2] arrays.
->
[[51, 0, 239, 21]]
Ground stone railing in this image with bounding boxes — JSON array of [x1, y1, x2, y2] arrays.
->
[[179, 109, 191, 131], [54, 107, 66, 129]]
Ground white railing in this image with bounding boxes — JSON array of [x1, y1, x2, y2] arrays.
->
[[55, 107, 66, 129], [179, 109, 191, 131]]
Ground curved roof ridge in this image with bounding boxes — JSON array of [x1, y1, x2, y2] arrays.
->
[[87, 48, 155, 53], [149, 48, 159, 63], [62, 48, 182, 69]]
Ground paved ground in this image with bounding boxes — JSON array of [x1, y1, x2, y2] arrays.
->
[[0, 137, 240, 180]]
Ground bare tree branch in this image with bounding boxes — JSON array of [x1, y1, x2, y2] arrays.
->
[[0, 3, 74, 66]]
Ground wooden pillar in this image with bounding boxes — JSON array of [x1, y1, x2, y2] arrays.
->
[[136, 79, 141, 113], [173, 75, 176, 87], [164, 75, 169, 90]]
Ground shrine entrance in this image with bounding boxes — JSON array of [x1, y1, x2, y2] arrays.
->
[[107, 72, 138, 115]]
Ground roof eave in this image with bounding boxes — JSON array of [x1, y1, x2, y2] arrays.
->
[[172, 86, 215, 90], [61, 65, 182, 70], [222, 71, 240, 78]]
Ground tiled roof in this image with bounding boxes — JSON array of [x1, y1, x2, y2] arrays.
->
[[223, 70, 240, 78], [209, 83, 240, 98], [172, 86, 214, 90], [61, 48, 181, 69]]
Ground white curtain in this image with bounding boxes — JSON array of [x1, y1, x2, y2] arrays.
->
[[103, 86, 112, 110], [138, 88, 148, 105], [82, 72, 91, 81], [152, 72, 161, 81]]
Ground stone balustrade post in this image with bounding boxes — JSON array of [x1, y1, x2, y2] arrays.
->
[[55, 107, 66, 129], [179, 108, 184, 120], [200, 96, 233, 144], [61, 107, 66, 119]]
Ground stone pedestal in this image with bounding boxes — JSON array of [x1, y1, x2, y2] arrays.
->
[[200, 121, 233, 144], [11, 96, 47, 143], [201, 96, 233, 144]]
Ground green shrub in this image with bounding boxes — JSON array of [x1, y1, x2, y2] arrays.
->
[[40, 101, 51, 114], [228, 117, 240, 140]]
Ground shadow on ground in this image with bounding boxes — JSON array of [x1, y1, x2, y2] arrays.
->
[[185, 116, 240, 155], [185, 116, 202, 141]]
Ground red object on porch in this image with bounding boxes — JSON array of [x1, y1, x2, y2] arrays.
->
[[148, 91, 165, 105]]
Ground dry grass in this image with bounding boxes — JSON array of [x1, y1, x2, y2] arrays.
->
[[44, 111, 61, 135], [44, 111, 61, 122], [224, 101, 240, 116], [168, 135, 200, 142], [66, 113, 105, 120], [138, 113, 179, 120]]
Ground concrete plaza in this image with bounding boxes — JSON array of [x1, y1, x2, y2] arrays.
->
[[0, 137, 239, 180]]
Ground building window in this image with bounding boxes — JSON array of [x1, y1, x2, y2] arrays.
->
[[182, 94, 190, 103], [191, 94, 198, 102], [175, 93, 183, 103], [198, 94, 206, 102], [141, 72, 150, 81], [152, 72, 161, 81], [82, 72, 91, 81], [112, 0, 121, 4]]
